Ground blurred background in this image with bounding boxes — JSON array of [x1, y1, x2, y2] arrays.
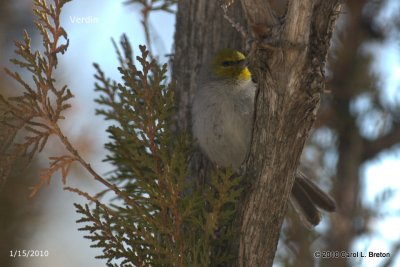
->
[[0, 1, 399, 267]]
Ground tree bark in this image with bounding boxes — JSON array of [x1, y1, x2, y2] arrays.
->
[[172, 1, 247, 130], [173, 1, 341, 266], [236, 1, 341, 266]]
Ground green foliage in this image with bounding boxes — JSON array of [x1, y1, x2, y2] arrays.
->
[[72, 36, 243, 266], [1, 1, 244, 266]]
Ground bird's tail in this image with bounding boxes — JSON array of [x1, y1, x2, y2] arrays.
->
[[290, 171, 336, 228]]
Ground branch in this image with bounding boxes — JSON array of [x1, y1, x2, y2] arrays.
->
[[240, 0, 279, 28], [362, 123, 400, 161], [309, 0, 342, 65], [221, 2, 248, 40], [380, 239, 400, 267], [1, 0, 139, 207], [235, 1, 342, 266]]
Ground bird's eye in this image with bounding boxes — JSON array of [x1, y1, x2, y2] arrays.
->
[[221, 61, 232, 67]]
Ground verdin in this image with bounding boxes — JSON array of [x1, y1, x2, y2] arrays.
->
[[192, 48, 336, 227]]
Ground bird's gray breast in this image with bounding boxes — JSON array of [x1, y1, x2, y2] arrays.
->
[[192, 80, 256, 169]]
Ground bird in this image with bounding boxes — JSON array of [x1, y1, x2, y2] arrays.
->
[[191, 48, 336, 228]]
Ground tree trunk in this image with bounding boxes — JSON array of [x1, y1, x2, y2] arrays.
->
[[173, 1, 342, 266], [172, 1, 247, 130]]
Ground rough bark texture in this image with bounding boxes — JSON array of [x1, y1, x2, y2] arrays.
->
[[272, 1, 400, 266], [173, 1, 341, 266], [173, 1, 247, 130], [172, 0, 248, 183], [237, 1, 341, 266]]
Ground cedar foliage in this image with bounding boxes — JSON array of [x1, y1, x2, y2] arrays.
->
[[81, 37, 243, 266], [0, 0, 243, 266], [0, 0, 72, 193]]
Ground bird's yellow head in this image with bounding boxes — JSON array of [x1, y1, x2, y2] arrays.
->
[[212, 49, 251, 81]]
